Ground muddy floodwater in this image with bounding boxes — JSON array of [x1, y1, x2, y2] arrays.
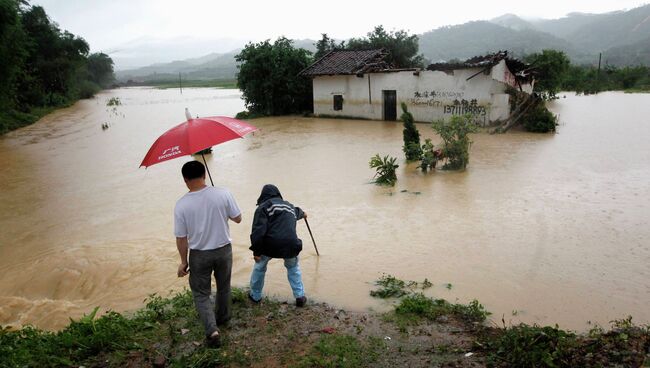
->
[[0, 88, 648, 331]]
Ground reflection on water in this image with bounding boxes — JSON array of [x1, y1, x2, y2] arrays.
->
[[0, 88, 648, 331]]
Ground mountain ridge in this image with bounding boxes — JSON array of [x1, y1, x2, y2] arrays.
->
[[115, 4, 650, 83]]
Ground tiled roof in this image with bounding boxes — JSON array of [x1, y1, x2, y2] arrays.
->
[[427, 50, 535, 82], [299, 49, 390, 76], [427, 51, 511, 71]]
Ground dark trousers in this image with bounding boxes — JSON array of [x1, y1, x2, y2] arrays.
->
[[188, 244, 232, 337]]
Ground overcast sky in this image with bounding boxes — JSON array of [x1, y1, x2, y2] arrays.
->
[[31, 0, 649, 69]]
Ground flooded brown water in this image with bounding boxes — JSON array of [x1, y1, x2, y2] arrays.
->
[[1, 88, 648, 331]]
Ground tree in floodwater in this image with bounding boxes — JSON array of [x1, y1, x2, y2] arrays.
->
[[236, 37, 313, 115], [431, 114, 477, 170], [87, 53, 115, 88], [525, 50, 570, 100], [347, 26, 424, 68], [400, 103, 422, 161]]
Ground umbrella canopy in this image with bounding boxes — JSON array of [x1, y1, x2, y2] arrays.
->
[[140, 113, 257, 168]]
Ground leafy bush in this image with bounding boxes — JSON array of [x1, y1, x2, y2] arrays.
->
[[403, 142, 423, 162], [401, 103, 421, 161], [75, 80, 100, 99], [370, 274, 408, 298], [236, 37, 313, 115], [431, 114, 477, 170], [395, 293, 490, 323], [106, 97, 121, 106], [369, 154, 398, 186], [483, 324, 578, 367], [418, 139, 437, 172], [370, 274, 433, 299], [522, 102, 557, 133], [235, 110, 267, 119]]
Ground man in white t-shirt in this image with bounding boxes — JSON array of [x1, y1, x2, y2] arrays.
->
[[174, 160, 241, 347]]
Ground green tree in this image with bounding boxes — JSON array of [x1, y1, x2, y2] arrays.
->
[[1, 0, 114, 135], [400, 103, 421, 161], [431, 114, 477, 170], [0, 0, 27, 109], [236, 37, 313, 115], [17, 5, 90, 106], [87, 52, 115, 88], [525, 50, 570, 100], [347, 26, 424, 68], [314, 33, 344, 60]]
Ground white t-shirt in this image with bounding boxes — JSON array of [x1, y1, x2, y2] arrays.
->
[[174, 186, 241, 250]]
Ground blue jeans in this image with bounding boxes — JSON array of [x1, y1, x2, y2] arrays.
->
[[249, 255, 304, 301]]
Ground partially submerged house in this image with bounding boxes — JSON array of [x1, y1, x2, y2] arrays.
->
[[299, 50, 534, 126]]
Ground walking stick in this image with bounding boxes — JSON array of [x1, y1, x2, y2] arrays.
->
[[304, 218, 319, 256]]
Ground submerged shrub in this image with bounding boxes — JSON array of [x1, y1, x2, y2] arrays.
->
[[483, 324, 577, 367], [431, 114, 477, 170], [404, 141, 423, 163], [370, 274, 408, 298], [395, 293, 490, 323], [418, 139, 437, 172], [369, 154, 399, 186], [522, 102, 557, 133]]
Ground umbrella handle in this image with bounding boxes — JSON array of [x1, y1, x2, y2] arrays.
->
[[200, 153, 214, 186]]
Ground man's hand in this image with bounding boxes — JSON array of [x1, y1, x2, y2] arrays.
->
[[253, 255, 261, 263], [177, 262, 189, 277], [303, 211, 308, 219]]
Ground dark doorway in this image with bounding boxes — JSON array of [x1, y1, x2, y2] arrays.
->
[[383, 90, 397, 121]]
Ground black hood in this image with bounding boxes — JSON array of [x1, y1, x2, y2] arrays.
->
[[256, 184, 283, 205]]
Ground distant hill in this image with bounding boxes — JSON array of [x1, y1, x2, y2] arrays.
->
[[115, 39, 319, 83], [558, 6, 650, 52], [490, 14, 536, 31], [115, 5, 650, 83], [487, 5, 650, 65], [418, 21, 576, 62], [115, 51, 241, 82], [603, 36, 650, 66]]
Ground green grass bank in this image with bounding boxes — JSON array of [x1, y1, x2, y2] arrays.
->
[[1, 275, 648, 367]]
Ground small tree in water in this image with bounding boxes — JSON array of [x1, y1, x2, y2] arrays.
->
[[418, 139, 437, 172], [401, 103, 422, 161], [369, 154, 399, 186], [431, 114, 477, 170]]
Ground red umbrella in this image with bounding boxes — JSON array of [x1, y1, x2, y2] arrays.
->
[[140, 109, 257, 185]]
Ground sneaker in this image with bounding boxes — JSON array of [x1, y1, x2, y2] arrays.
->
[[248, 293, 261, 304], [206, 330, 221, 348], [296, 296, 307, 307]]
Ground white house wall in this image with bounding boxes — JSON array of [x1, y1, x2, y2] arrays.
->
[[312, 60, 530, 125]]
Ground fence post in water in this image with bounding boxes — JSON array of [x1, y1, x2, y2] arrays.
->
[[597, 53, 602, 90], [179, 72, 183, 95]]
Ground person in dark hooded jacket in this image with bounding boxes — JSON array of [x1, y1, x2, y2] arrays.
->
[[248, 184, 307, 307]]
